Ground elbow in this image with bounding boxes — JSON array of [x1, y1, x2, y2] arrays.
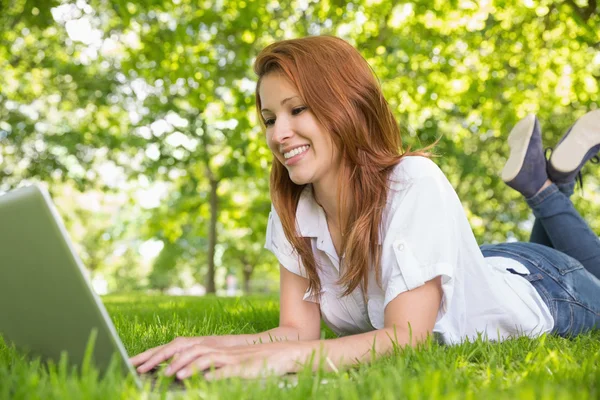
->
[[280, 324, 321, 341], [383, 325, 433, 347]]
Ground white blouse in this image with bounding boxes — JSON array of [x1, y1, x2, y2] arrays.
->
[[264, 156, 553, 344]]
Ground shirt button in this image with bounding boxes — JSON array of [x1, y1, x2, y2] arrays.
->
[[395, 241, 404, 251]]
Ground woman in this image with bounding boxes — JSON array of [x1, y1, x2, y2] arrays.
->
[[130, 36, 600, 381]]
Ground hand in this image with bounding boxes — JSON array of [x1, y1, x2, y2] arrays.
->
[[163, 341, 312, 381], [130, 336, 231, 374]]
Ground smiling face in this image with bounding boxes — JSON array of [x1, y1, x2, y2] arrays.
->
[[259, 73, 341, 187]]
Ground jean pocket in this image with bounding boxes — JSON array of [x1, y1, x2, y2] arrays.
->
[[522, 273, 544, 283], [539, 251, 584, 275]]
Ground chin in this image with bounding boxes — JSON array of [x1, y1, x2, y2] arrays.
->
[[288, 171, 313, 186]]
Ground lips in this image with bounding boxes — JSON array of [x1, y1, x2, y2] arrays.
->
[[284, 145, 310, 166], [283, 145, 310, 159]]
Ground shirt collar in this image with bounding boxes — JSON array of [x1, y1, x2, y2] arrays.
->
[[295, 184, 383, 244], [295, 185, 322, 238]]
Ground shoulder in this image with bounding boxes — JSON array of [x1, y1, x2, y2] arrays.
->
[[388, 156, 449, 192], [265, 204, 307, 277], [383, 156, 463, 224]]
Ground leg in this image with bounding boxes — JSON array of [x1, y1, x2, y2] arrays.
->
[[529, 219, 552, 247], [500, 112, 598, 268], [526, 183, 600, 279], [529, 181, 575, 247]]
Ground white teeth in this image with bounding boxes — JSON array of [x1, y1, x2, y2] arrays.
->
[[284, 145, 310, 159]]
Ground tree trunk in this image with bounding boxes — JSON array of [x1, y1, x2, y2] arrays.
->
[[206, 175, 219, 294], [242, 263, 253, 294]]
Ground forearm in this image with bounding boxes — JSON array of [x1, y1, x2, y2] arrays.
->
[[220, 325, 307, 347], [300, 327, 413, 372]]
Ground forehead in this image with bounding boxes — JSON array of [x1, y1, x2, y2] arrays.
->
[[259, 73, 300, 107]]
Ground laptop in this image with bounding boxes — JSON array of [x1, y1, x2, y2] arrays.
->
[[0, 184, 184, 391]]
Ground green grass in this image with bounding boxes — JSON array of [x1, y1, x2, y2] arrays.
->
[[1, 294, 599, 399]]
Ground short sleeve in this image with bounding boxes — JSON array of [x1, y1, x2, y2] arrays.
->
[[264, 205, 306, 278], [381, 159, 459, 310]]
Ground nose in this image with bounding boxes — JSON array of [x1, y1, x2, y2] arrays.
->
[[271, 117, 293, 145]]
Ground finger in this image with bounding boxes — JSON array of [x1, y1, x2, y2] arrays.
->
[[177, 343, 274, 377], [204, 362, 260, 381], [170, 345, 270, 378], [176, 353, 235, 380], [129, 344, 167, 367], [137, 341, 197, 373], [164, 345, 219, 377], [205, 356, 288, 381]]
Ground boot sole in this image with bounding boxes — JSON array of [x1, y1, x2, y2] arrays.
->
[[501, 114, 537, 182], [551, 110, 600, 173]]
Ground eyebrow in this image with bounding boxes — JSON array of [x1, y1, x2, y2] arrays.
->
[[260, 96, 300, 113]]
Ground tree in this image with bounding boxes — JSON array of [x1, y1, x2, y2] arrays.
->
[[2, 0, 599, 293]]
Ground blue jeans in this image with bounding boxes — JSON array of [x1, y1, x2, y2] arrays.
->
[[480, 182, 600, 337]]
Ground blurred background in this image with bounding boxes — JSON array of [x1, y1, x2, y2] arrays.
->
[[1, 0, 599, 296]]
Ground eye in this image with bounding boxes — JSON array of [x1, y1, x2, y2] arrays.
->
[[263, 107, 306, 127], [292, 106, 307, 115]]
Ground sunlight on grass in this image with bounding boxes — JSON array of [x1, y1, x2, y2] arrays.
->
[[1, 294, 598, 399]]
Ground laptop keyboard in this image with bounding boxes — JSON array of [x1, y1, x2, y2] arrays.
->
[[140, 365, 188, 391]]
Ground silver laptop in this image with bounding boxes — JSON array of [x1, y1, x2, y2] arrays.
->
[[0, 184, 180, 390]]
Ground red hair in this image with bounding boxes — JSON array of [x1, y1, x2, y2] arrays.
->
[[254, 36, 433, 298]]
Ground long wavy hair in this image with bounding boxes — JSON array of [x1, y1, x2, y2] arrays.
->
[[254, 36, 434, 298]]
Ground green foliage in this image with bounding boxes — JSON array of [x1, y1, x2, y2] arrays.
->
[[1, 0, 600, 289]]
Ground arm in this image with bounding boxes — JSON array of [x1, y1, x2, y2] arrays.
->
[[218, 264, 322, 346], [298, 276, 442, 372], [187, 275, 443, 380], [154, 261, 326, 379], [132, 264, 321, 373], [167, 274, 442, 381]]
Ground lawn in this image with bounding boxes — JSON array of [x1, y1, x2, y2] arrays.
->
[[1, 294, 598, 399]]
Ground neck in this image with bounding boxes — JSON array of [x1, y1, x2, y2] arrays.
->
[[313, 181, 339, 226], [311, 157, 345, 227]]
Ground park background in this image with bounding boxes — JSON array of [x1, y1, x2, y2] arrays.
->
[[2, 0, 600, 297]]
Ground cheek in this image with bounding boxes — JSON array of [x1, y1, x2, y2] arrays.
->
[[315, 133, 336, 157], [322, 140, 341, 166], [265, 133, 276, 153]]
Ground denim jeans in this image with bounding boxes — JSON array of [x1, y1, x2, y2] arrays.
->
[[480, 182, 600, 337]]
